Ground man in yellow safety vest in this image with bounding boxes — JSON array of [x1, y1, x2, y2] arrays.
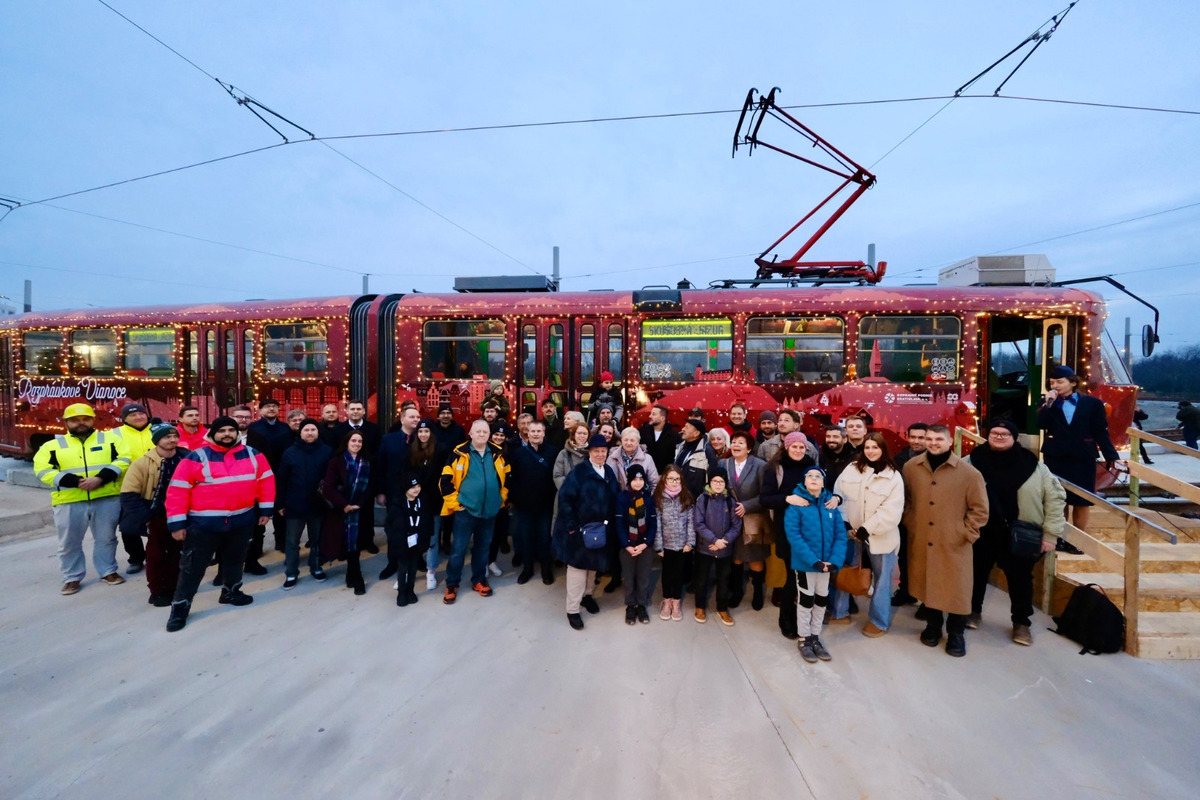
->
[[33, 403, 132, 596]]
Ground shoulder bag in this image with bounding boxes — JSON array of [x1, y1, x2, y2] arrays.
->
[[581, 521, 608, 550], [1009, 519, 1045, 560]]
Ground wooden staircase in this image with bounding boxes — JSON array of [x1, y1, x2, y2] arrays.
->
[[1046, 507, 1200, 658]]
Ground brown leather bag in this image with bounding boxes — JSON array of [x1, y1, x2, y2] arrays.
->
[[729, 481, 770, 546], [835, 563, 872, 596]]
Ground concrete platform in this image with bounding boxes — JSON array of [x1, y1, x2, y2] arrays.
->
[[3, 529, 1200, 799]]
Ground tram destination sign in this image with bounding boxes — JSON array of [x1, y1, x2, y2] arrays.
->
[[642, 319, 732, 339]]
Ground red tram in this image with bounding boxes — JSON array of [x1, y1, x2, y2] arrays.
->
[[0, 281, 1136, 456]]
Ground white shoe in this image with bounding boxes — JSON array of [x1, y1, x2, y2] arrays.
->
[[426, 570, 438, 591], [392, 580, 399, 590], [488, 562, 502, 577]]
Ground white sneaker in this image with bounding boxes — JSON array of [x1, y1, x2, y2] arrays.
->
[[426, 570, 438, 591], [488, 562, 502, 577], [392, 580, 399, 590]]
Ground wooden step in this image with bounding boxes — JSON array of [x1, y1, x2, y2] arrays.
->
[[1057, 571, 1200, 612], [1136, 612, 1200, 659], [1053, 544, 1200, 574]]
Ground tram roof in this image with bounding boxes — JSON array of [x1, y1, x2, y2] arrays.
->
[[0, 285, 1105, 329]]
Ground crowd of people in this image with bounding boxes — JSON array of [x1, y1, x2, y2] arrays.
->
[[36, 364, 1121, 659]]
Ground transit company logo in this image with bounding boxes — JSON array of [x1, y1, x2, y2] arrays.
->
[[17, 377, 128, 406]]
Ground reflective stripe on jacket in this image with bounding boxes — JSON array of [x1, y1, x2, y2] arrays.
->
[[166, 442, 275, 532], [33, 430, 130, 506]]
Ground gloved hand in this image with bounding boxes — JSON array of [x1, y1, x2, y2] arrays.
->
[[855, 526, 870, 543]]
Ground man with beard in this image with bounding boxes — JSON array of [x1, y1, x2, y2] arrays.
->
[[432, 403, 467, 451], [819, 425, 857, 491], [639, 404, 680, 475], [34, 403, 130, 595], [164, 416, 275, 632]]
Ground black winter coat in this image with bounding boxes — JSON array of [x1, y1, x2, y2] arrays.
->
[[640, 423, 681, 474], [277, 439, 333, 517], [246, 418, 294, 471], [332, 420, 382, 458], [760, 451, 816, 565], [508, 441, 560, 511], [552, 461, 619, 572]]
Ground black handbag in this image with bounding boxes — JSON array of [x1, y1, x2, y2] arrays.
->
[[581, 521, 608, 550], [1010, 519, 1045, 560]]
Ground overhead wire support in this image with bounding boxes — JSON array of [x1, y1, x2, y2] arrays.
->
[[732, 87, 884, 285], [956, 1, 1080, 97], [219, 82, 315, 143]]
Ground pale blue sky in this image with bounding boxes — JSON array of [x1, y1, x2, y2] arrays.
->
[[2, 1, 1197, 349]]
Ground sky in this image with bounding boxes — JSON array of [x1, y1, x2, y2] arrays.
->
[[2, 1, 1198, 353]]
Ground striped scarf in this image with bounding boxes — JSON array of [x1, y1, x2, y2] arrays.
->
[[625, 491, 648, 545], [343, 452, 371, 550]]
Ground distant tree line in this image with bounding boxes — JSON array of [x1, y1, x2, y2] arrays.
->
[[1133, 346, 1200, 398]]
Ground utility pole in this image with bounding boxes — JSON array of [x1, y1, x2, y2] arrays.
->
[[552, 246, 560, 291], [362, 274, 369, 294], [1124, 316, 1133, 377], [24, 279, 31, 312]]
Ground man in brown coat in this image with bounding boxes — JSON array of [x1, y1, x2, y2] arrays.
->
[[901, 424, 989, 657]]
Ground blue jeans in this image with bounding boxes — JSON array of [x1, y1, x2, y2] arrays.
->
[[831, 542, 897, 630], [446, 512, 495, 588], [285, 514, 324, 578], [511, 508, 553, 568], [426, 515, 444, 572]]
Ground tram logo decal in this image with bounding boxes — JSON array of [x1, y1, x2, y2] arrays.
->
[[17, 378, 128, 406]]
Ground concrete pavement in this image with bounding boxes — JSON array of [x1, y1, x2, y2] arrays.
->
[[2, 511, 1199, 800]]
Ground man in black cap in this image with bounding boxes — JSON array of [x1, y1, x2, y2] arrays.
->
[[431, 403, 467, 451], [1037, 364, 1120, 537], [674, 417, 718, 498]]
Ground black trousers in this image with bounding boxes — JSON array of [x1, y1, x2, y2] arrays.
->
[[172, 525, 253, 607], [972, 528, 1038, 627], [692, 553, 731, 612], [779, 568, 798, 637], [924, 608, 967, 635], [120, 529, 146, 566]]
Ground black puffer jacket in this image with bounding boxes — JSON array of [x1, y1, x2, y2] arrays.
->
[[276, 439, 333, 517]]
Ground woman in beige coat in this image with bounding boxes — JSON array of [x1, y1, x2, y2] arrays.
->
[[832, 433, 905, 636], [901, 424, 989, 657]]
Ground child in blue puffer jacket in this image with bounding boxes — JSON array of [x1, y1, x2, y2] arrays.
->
[[783, 465, 848, 664]]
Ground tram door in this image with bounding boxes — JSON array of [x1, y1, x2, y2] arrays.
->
[[983, 316, 1072, 436], [0, 334, 15, 448], [517, 318, 569, 415], [516, 317, 627, 417]]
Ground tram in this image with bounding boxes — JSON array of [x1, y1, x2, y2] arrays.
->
[[0, 271, 1136, 457]]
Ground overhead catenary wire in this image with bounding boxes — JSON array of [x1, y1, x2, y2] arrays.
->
[[92, 0, 539, 275], [886, 199, 1200, 280]]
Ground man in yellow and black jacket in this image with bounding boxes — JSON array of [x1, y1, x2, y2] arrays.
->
[[33, 403, 132, 596], [438, 419, 509, 604]]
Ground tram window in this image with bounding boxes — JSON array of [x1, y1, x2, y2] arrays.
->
[[857, 315, 961, 382], [124, 328, 175, 377], [22, 331, 63, 376], [205, 331, 217, 373], [607, 324, 624, 382], [421, 320, 504, 380], [70, 329, 118, 377], [243, 330, 256, 401], [640, 318, 733, 382], [225, 331, 236, 372], [746, 316, 844, 382], [580, 324, 595, 384], [186, 332, 200, 395], [522, 325, 537, 387], [548, 324, 564, 388], [264, 323, 328, 378]]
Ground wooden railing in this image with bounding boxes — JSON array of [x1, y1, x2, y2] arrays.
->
[[955, 426, 1178, 656], [1126, 427, 1200, 509]]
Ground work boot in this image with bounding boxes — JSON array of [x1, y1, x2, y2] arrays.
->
[[798, 636, 819, 663], [166, 602, 190, 633], [946, 632, 967, 657], [750, 572, 766, 611], [218, 588, 254, 606]]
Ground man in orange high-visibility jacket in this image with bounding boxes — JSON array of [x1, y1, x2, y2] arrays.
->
[[163, 415, 275, 632]]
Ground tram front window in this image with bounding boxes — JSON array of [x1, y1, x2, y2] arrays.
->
[[422, 320, 505, 380], [640, 318, 732, 382]]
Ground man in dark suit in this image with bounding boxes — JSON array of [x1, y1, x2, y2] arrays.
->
[[639, 404, 680, 475], [333, 399, 382, 457], [245, 398, 293, 572], [1037, 365, 1120, 537]]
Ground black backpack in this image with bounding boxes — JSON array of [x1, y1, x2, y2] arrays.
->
[[1051, 583, 1125, 655]]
